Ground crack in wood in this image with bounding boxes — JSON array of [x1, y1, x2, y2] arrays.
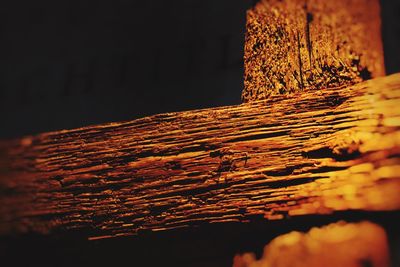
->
[[243, 0, 385, 102], [0, 74, 400, 239]]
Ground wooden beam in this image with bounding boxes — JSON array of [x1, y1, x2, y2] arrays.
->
[[242, 0, 385, 102], [1, 74, 400, 240]]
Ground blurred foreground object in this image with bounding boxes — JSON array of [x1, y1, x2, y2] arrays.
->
[[243, 0, 385, 102], [233, 221, 390, 267]]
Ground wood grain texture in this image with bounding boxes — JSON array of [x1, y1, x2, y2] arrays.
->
[[1, 74, 400, 240], [242, 0, 385, 102]]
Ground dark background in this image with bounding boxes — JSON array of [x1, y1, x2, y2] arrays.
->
[[0, 0, 399, 139], [0, 1, 399, 266]]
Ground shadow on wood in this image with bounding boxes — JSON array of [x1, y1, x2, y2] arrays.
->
[[0, 74, 399, 241]]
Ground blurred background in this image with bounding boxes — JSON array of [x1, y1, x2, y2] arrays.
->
[[0, 0, 399, 138]]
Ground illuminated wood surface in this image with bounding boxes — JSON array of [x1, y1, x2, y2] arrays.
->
[[1, 74, 400, 240], [233, 221, 390, 267], [243, 0, 385, 102]]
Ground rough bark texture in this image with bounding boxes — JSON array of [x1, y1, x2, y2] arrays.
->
[[233, 221, 390, 267], [1, 74, 400, 240], [242, 0, 385, 102]]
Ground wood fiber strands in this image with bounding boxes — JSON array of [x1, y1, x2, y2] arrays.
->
[[0, 74, 399, 240]]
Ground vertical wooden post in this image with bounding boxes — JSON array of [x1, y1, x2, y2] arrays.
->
[[243, 0, 385, 102]]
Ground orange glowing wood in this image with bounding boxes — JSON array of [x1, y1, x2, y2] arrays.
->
[[233, 221, 390, 267], [1, 74, 400, 240], [243, 0, 385, 102]]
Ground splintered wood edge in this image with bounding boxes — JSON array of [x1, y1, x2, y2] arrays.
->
[[0, 74, 400, 240]]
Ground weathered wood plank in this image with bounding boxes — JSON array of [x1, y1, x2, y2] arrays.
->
[[243, 0, 385, 102], [1, 74, 400, 240]]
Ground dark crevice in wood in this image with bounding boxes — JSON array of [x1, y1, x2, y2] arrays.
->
[[0, 74, 399, 240], [243, 0, 385, 102], [302, 146, 361, 162]]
